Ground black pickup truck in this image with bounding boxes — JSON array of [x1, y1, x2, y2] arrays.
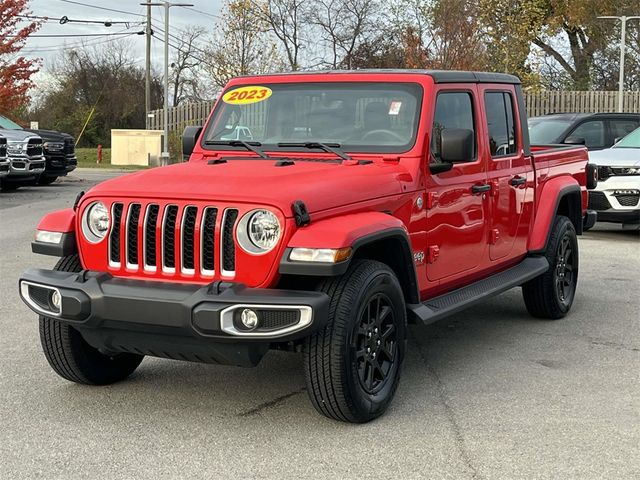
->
[[0, 115, 77, 185]]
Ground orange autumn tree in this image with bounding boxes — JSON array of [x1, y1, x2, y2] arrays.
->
[[0, 0, 41, 115]]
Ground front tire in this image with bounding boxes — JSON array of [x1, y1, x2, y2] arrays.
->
[[39, 255, 144, 385], [38, 175, 58, 185], [522, 215, 578, 319], [304, 260, 406, 423]]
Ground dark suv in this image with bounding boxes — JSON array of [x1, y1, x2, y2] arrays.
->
[[528, 113, 640, 151]]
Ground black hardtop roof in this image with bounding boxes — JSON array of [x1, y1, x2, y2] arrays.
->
[[239, 69, 521, 85]]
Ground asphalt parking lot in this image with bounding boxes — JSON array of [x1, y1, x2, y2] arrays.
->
[[1, 170, 638, 479]]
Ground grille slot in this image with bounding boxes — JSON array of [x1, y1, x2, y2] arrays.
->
[[588, 191, 611, 211], [222, 209, 239, 275], [181, 206, 198, 273], [615, 194, 639, 207], [126, 204, 141, 267], [201, 207, 217, 275], [27, 138, 43, 157], [109, 203, 124, 266], [257, 310, 300, 331], [144, 204, 160, 269], [162, 205, 179, 271]]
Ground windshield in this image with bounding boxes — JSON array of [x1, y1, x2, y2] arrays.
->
[[0, 115, 23, 130], [202, 82, 423, 153], [614, 127, 640, 148], [528, 118, 572, 145]]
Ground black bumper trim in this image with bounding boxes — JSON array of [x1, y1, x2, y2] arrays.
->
[[583, 210, 597, 230], [32, 232, 77, 257], [19, 269, 330, 365]]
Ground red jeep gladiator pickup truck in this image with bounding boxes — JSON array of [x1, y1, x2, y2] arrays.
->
[[20, 70, 597, 423]]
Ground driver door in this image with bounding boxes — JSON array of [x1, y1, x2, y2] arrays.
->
[[425, 88, 490, 284]]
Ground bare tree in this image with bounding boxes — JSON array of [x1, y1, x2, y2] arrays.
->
[[170, 27, 206, 106], [205, 0, 282, 87], [312, 0, 376, 69], [258, 0, 306, 70]]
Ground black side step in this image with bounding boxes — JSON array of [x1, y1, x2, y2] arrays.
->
[[408, 256, 549, 325]]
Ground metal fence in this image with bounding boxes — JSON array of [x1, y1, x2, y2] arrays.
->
[[148, 91, 640, 133]]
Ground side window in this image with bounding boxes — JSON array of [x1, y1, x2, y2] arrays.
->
[[569, 121, 605, 149], [484, 91, 517, 157], [610, 119, 639, 142], [431, 92, 476, 162]]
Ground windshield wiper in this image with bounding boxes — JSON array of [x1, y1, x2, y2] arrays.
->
[[277, 141, 352, 161], [204, 140, 272, 159]]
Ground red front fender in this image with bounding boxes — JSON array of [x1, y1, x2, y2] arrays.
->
[[37, 208, 76, 233]]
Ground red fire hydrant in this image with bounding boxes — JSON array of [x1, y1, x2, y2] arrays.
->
[[97, 144, 103, 164]]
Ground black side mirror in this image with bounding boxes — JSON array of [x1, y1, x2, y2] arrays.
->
[[182, 126, 203, 160], [440, 128, 474, 163], [564, 136, 585, 145]]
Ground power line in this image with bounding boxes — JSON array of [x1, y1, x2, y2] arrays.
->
[[179, 5, 221, 20], [10, 31, 144, 38], [16, 14, 144, 26], [55, 0, 145, 18], [20, 32, 140, 53]]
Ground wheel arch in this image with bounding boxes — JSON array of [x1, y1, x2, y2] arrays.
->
[[529, 179, 583, 253], [279, 212, 420, 305]]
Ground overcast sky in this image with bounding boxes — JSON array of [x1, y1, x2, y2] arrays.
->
[[22, 0, 223, 84]]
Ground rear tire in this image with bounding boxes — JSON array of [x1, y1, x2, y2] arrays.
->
[[39, 254, 144, 385], [304, 260, 406, 423], [522, 215, 578, 319]]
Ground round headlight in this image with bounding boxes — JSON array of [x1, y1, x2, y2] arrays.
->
[[237, 209, 281, 254], [83, 201, 109, 242]]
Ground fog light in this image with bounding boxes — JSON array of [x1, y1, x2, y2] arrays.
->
[[50, 290, 61, 311], [240, 308, 258, 329]]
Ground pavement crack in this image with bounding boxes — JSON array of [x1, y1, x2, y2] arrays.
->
[[414, 341, 482, 480], [237, 388, 306, 417]]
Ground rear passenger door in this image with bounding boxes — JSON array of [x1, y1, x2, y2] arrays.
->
[[480, 88, 534, 261]]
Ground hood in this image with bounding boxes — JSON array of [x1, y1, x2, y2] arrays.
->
[[588, 147, 640, 167], [24, 129, 73, 142], [0, 129, 41, 142], [86, 158, 413, 216]]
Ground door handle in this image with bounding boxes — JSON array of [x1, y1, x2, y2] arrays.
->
[[509, 176, 527, 186], [471, 184, 491, 194]]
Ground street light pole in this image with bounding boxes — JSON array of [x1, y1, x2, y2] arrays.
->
[[141, 2, 193, 165], [598, 15, 640, 113]]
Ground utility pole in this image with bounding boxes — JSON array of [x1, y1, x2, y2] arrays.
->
[[145, 4, 152, 129], [141, 2, 193, 165], [598, 15, 640, 112]]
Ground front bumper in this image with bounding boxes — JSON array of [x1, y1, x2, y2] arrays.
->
[[19, 269, 329, 367], [41, 152, 75, 177], [6, 155, 45, 177], [0, 159, 9, 177]]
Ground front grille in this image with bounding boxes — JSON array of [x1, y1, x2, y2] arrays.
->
[[27, 138, 43, 157], [615, 194, 640, 207], [588, 191, 611, 211], [107, 202, 239, 278]]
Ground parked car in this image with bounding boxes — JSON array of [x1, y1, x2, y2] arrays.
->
[[587, 127, 640, 229], [220, 125, 253, 141], [0, 134, 8, 178], [528, 112, 640, 151], [20, 70, 594, 423], [0, 128, 45, 191], [0, 115, 77, 185]]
